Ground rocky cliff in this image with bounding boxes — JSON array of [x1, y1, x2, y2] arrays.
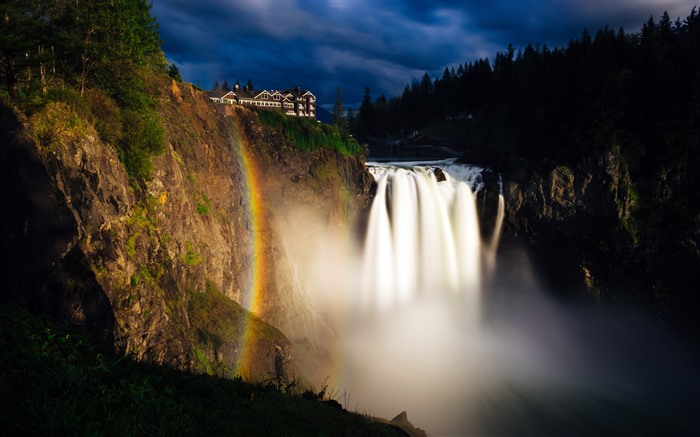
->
[[502, 143, 699, 338], [0, 80, 373, 380]]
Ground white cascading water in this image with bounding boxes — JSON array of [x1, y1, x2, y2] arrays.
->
[[330, 161, 507, 432], [361, 162, 499, 313]]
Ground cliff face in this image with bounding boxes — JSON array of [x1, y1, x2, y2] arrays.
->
[[219, 104, 373, 342], [503, 144, 699, 333], [1, 80, 373, 380], [504, 145, 626, 298]]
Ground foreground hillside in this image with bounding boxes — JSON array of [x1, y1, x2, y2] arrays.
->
[[0, 304, 404, 436]]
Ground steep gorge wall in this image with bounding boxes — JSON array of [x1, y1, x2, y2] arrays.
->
[[0, 80, 373, 380], [219, 104, 373, 343], [502, 144, 699, 335]]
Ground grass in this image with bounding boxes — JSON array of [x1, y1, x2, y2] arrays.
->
[[186, 280, 291, 379], [179, 241, 203, 266], [0, 304, 404, 436], [30, 101, 93, 151], [195, 191, 211, 216], [256, 109, 363, 155]]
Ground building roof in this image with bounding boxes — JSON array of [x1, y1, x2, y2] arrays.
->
[[206, 85, 316, 118], [206, 90, 231, 99], [208, 86, 315, 102], [283, 87, 316, 99]]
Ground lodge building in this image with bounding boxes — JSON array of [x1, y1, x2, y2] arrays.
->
[[207, 84, 316, 119]]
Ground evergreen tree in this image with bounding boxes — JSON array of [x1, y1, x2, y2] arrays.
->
[[0, 0, 169, 181], [374, 94, 388, 137], [246, 79, 253, 91], [346, 106, 356, 133], [352, 6, 699, 180], [0, 0, 52, 97], [222, 79, 231, 92], [355, 86, 374, 139], [332, 85, 347, 132], [167, 63, 182, 81]]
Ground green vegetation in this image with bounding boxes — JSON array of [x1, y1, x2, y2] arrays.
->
[[0, 304, 402, 436], [331, 84, 348, 132], [167, 63, 183, 82], [30, 101, 92, 150], [125, 234, 138, 259], [179, 241, 203, 266], [124, 203, 160, 261], [1, 0, 168, 182], [188, 280, 249, 355], [195, 191, 211, 216], [187, 281, 289, 368], [120, 106, 166, 180], [257, 108, 363, 155]]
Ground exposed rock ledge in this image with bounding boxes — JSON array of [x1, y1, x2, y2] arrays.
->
[[502, 143, 699, 332]]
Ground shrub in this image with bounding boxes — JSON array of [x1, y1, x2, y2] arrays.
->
[[85, 89, 122, 145], [94, 63, 166, 182], [195, 191, 211, 216], [46, 88, 92, 118], [179, 241, 203, 266], [256, 109, 362, 155], [119, 108, 165, 180], [31, 102, 91, 150]]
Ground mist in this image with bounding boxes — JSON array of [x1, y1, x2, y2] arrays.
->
[[275, 163, 699, 435]]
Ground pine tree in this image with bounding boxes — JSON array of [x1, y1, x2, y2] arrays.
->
[[0, 0, 52, 97], [167, 63, 182, 81], [332, 85, 347, 132], [356, 86, 374, 138]]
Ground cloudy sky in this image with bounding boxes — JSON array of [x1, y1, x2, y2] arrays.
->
[[152, 0, 697, 108]]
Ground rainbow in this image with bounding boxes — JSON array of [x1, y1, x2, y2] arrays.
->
[[232, 127, 267, 378], [229, 116, 353, 386]]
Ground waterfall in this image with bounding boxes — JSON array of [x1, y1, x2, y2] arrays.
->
[[333, 162, 697, 435], [361, 162, 497, 314]]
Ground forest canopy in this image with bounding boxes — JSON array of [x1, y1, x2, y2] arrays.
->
[[353, 9, 699, 176], [0, 0, 169, 180]]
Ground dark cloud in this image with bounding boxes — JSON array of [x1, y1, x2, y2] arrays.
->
[[152, 0, 695, 106]]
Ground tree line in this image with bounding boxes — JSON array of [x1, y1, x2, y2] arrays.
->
[[1, 0, 167, 99], [0, 0, 178, 180], [211, 79, 254, 93], [352, 9, 699, 175]]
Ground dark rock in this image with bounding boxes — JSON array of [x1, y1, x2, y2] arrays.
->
[[503, 147, 624, 296], [391, 411, 408, 422], [433, 167, 446, 182], [322, 399, 343, 410], [390, 411, 428, 437], [502, 142, 700, 335]]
